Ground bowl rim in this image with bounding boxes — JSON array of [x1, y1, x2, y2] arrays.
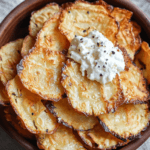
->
[[0, 0, 150, 150]]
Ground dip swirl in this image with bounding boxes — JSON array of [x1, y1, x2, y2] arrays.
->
[[68, 30, 125, 84]]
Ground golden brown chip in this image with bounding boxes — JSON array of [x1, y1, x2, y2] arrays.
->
[[29, 3, 60, 37], [35, 12, 70, 51], [116, 19, 135, 59], [0, 81, 10, 106], [134, 42, 150, 84], [116, 19, 141, 60], [59, 4, 119, 44], [17, 13, 68, 101], [18, 49, 66, 101], [72, 0, 113, 13], [21, 35, 35, 57], [37, 124, 86, 150], [111, 7, 133, 22], [98, 103, 149, 141], [6, 75, 58, 134], [131, 21, 141, 37], [46, 98, 98, 130], [78, 124, 129, 149], [0, 39, 23, 85], [4, 106, 35, 140], [61, 59, 123, 116], [120, 54, 149, 104]]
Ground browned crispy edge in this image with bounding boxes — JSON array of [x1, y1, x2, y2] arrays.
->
[[29, 2, 61, 38], [119, 46, 150, 104], [97, 104, 149, 141], [17, 50, 67, 101], [45, 101, 96, 131], [6, 80, 59, 134], [61, 0, 113, 13], [0, 39, 23, 86]]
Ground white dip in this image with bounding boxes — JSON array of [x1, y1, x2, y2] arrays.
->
[[68, 30, 125, 84]]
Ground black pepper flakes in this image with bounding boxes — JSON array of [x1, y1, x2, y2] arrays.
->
[[46, 129, 48, 132], [104, 50, 106, 53], [100, 74, 103, 76], [106, 59, 108, 61], [97, 43, 99, 46], [112, 51, 115, 54], [87, 11, 90, 14], [80, 38, 83, 41], [87, 52, 90, 54], [75, 35, 77, 37], [103, 65, 105, 68], [79, 49, 80, 52], [92, 36, 95, 38], [98, 66, 100, 68], [105, 62, 107, 65], [83, 30, 86, 32], [95, 62, 97, 66], [68, 11, 71, 13], [32, 113, 34, 115]]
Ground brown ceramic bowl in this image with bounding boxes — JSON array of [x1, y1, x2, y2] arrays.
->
[[0, 0, 150, 150]]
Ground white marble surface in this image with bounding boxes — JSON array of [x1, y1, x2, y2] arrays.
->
[[0, 0, 150, 150]]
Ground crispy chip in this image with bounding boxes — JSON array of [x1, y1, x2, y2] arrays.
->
[[17, 13, 69, 101], [98, 103, 149, 141], [4, 106, 35, 140], [37, 124, 86, 150], [120, 54, 149, 104], [61, 59, 123, 116], [18, 50, 66, 101], [131, 21, 141, 37], [117, 19, 141, 60], [29, 3, 60, 37], [35, 12, 69, 51], [46, 98, 98, 130], [116, 19, 135, 59], [72, 0, 113, 13], [0, 81, 10, 105], [6, 75, 58, 134], [21, 35, 35, 57], [59, 4, 119, 44], [111, 7, 133, 22], [134, 41, 150, 84], [78, 124, 129, 149], [0, 39, 23, 85]]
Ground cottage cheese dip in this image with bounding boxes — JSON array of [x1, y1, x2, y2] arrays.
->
[[68, 30, 125, 84]]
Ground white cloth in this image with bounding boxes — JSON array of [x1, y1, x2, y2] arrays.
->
[[0, 0, 150, 150]]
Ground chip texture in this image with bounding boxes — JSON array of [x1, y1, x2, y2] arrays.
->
[[134, 41, 150, 84], [120, 55, 149, 104], [61, 59, 123, 116], [111, 7, 133, 22], [98, 103, 149, 140], [35, 12, 70, 51], [46, 98, 98, 130], [37, 124, 86, 150], [29, 3, 60, 37], [0, 81, 10, 105], [0, 39, 23, 85], [21, 35, 35, 57], [78, 124, 128, 149], [4, 106, 35, 140], [59, 5, 119, 44], [7, 76, 58, 134], [18, 14, 68, 101]]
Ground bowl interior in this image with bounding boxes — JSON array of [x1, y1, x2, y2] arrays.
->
[[0, 0, 150, 150]]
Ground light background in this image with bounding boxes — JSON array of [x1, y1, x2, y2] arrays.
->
[[0, 0, 149, 149]]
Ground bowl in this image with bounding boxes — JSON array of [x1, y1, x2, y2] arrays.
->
[[0, 0, 150, 150]]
